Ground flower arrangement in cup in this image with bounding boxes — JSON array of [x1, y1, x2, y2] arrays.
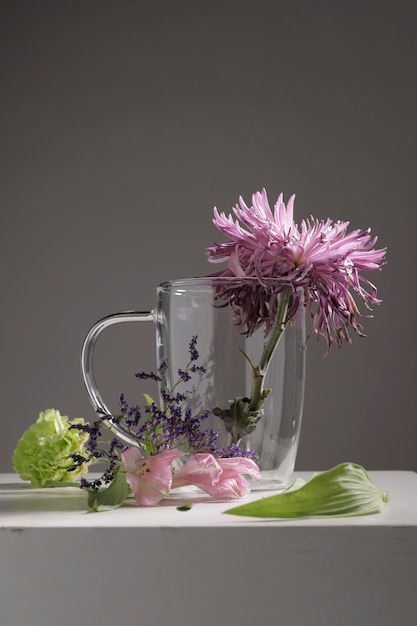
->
[[206, 189, 386, 442], [12, 188, 386, 512], [14, 337, 260, 511]]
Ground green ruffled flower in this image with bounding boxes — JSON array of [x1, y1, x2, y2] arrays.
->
[[12, 409, 90, 487]]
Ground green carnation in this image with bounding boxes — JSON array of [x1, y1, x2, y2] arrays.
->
[[12, 409, 90, 487]]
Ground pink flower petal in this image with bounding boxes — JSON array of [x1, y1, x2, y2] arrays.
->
[[172, 453, 223, 491], [122, 447, 183, 507], [172, 453, 260, 500], [217, 456, 261, 481]]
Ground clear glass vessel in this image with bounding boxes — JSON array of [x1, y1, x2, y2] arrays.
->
[[81, 277, 306, 491]]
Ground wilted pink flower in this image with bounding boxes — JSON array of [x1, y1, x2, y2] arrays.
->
[[122, 447, 183, 506], [172, 452, 260, 499], [207, 188, 386, 349]]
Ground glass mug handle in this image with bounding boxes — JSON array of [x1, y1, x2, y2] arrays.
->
[[81, 311, 154, 446]]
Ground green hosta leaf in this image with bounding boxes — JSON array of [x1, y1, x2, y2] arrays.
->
[[225, 463, 389, 519], [282, 476, 307, 492], [85, 465, 130, 513]]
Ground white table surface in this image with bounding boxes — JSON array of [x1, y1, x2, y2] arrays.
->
[[0, 469, 416, 527], [1, 470, 417, 626]]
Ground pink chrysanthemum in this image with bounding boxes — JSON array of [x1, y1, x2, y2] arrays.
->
[[207, 188, 386, 349]]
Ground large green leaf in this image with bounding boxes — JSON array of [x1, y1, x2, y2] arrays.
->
[[225, 463, 389, 518]]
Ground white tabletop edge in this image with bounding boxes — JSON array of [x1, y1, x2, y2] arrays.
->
[[1, 470, 416, 529]]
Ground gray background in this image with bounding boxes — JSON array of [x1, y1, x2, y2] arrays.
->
[[1, 0, 416, 473]]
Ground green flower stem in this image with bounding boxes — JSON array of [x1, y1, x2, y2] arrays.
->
[[213, 285, 293, 443], [259, 285, 292, 371], [248, 284, 292, 413]]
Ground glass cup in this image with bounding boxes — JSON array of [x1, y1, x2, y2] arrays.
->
[[81, 277, 306, 490]]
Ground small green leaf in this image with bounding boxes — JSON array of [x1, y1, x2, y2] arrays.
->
[[176, 503, 194, 511], [144, 438, 155, 456], [225, 463, 389, 519], [85, 465, 130, 512], [143, 393, 155, 406]]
